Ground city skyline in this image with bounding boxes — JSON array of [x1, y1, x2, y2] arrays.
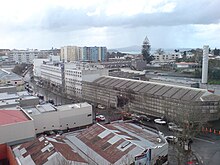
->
[[0, 0, 220, 50]]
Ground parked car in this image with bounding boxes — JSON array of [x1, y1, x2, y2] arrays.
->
[[97, 104, 105, 109], [43, 130, 55, 136], [165, 136, 178, 143], [154, 119, 166, 125], [140, 115, 152, 122], [168, 122, 183, 132], [52, 129, 64, 135], [96, 115, 106, 122]]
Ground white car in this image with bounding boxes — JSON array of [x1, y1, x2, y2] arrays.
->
[[97, 104, 105, 109], [168, 122, 183, 132], [96, 115, 106, 121], [154, 119, 166, 125], [165, 136, 178, 143]]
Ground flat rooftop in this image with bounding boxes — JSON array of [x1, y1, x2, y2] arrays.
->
[[56, 102, 91, 111], [0, 110, 30, 125], [23, 103, 56, 115]]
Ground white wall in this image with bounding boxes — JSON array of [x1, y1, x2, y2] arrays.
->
[[0, 120, 35, 144], [32, 104, 93, 134], [33, 59, 49, 77]]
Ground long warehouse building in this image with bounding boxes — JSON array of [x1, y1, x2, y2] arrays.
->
[[82, 76, 220, 122]]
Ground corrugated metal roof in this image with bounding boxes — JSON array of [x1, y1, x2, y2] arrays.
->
[[91, 76, 220, 101], [67, 122, 165, 164], [13, 135, 88, 165]]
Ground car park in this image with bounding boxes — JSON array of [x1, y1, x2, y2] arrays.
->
[[96, 115, 106, 122], [154, 119, 166, 125]]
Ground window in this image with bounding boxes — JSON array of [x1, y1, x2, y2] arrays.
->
[[87, 114, 92, 117]]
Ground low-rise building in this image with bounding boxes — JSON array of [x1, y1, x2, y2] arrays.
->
[[22, 102, 93, 134], [0, 85, 16, 94], [13, 135, 88, 165], [0, 69, 23, 86], [66, 122, 168, 165], [0, 110, 35, 145], [153, 52, 181, 62], [9, 49, 40, 64], [0, 91, 39, 109], [82, 76, 220, 122]]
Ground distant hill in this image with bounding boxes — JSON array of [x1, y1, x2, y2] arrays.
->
[[109, 46, 193, 54], [116, 45, 141, 53]]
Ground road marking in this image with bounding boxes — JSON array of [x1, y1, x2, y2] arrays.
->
[[194, 137, 215, 144]]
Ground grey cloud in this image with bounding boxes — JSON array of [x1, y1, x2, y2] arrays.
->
[[38, 0, 220, 32]]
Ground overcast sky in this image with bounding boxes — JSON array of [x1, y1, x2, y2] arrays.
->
[[0, 0, 220, 50]]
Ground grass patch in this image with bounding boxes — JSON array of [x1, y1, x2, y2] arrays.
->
[[208, 80, 220, 85]]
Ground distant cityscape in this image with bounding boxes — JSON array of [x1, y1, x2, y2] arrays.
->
[[0, 36, 220, 165]]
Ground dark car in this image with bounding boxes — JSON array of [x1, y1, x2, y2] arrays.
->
[[43, 130, 55, 136], [140, 115, 152, 122], [53, 129, 64, 135]]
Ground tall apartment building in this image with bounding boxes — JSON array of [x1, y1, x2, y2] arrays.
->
[[60, 46, 79, 62], [82, 46, 107, 62], [60, 46, 107, 62], [9, 49, 41, 64]]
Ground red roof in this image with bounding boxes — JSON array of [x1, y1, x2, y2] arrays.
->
[[0, 110, 29, 125]]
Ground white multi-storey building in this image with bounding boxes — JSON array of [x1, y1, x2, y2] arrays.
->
[[9, 49, 41, 64], [153, 52, 181, 64], [65, 62, 108, 97], [38, 61, 108, 97], [40, 63, 63, 87], [33, 56, 60, 77]]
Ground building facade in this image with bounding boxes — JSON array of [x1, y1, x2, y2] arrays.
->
[[82, 46, 107, 62], [9, 49, 41, 64], [152, 52, 181, 64], [82, 76, 220, 122], [40, 62, 63, 88], [39, 61, 108, 97], [65, 62, 108, 97], [60, 46, 79, 62], [22, 102, 93, 134]]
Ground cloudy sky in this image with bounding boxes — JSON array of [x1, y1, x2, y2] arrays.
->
[[0, 0, 220, 50]]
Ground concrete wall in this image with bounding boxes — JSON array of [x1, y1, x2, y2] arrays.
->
[[32, 112, 60, 134], [0, 120, 35, 145], [19, 97, 39, 107], [32, 104, 93, 134], [58, 105, 93, 129], [0, 86, 16, 94]]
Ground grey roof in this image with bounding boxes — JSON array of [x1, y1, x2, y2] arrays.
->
[[92, 76, 220, 102], [0, 69, 22, 81]]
